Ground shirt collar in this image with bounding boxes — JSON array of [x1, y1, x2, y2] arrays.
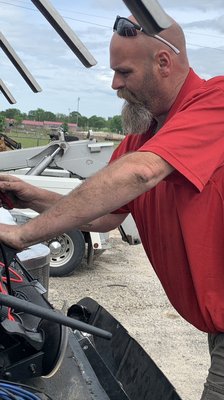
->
[[165, 68, 205, 123]]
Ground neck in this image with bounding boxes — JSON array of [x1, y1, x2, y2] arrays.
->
[[153, 71, 189, 132], [154, 114, 168, 132]]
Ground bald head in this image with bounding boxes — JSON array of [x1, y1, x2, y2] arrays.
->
[[126, 15, 188, 63], [110, 14, 190, 125], [158, 18, 186, 53]]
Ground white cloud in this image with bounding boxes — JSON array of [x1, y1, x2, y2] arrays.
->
[[1, 0, 224, 118], [160, 0, 224, 11]]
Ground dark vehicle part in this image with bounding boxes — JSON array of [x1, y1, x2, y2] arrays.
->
[[72, 297, 182, 400], [0, 242, 112, 383], [46, 230, 85, 277], [49, 132, 79, 142], [0, 241, 182, 399], [0, 243, 113, 399], [0, 133, 21, 150], [0, 263, 67, 381], [0, 294, 111, 341]]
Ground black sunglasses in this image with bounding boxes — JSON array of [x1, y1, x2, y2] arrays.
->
[[113, 16, 180, 55]]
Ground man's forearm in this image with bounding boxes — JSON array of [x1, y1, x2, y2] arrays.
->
[[3, 151, 173, 249], [79, 213, 128, 233], [30, 188, 62, 213]]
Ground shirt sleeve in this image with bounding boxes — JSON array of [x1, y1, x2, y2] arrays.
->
[[138, 86, 224, 192]]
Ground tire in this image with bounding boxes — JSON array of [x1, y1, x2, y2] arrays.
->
[[46, 230, 85, 277]]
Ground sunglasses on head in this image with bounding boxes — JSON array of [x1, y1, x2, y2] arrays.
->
[[113, 16, 180, 55]]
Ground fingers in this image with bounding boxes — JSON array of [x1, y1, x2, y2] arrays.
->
[[0, 176, 20, 192], [0, 181, 17, 192], [0, 175, 23, 192], [0, 174, 21, 183]]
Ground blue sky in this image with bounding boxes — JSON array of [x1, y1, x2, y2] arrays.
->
[[1, 0, 224, 118]]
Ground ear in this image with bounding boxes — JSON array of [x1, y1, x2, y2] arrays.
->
[[155, 50, 171, 77]]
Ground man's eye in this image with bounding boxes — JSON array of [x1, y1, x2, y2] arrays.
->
[[121, 71, 130, 76]]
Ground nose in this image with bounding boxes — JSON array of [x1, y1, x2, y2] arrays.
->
[[111, 72, 124, 91]]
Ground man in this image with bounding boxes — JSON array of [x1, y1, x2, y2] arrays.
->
[[0, 15, 224, 399]]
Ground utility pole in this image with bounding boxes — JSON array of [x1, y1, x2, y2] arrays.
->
[[76, 97, 80, 127]]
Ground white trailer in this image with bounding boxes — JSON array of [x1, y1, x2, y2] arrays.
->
[[1, 134, 140, 276]]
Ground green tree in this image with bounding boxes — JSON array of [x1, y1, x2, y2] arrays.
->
[[21, 112, 28, 120], [14, 115, 23, 126], [88, 115, 107, 130], [61, 122, 68, 133], [4, 108, 21, 119], [56, 113, 67, 122], [69, 111, 80, 124], [28, 110, 36, 120], [0, 115, 5, 132], [1, 107, 122, 133], [108, 115, 122, 133], [27, 108, 54, 121], [77, 115, 88, 129], [43, 111, 56, 121], [35, 108, 45, 121]]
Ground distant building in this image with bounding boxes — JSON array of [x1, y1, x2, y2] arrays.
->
[[5, 119, 77, 133]]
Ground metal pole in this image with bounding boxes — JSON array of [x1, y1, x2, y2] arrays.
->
[[76, 97, 80, 127], [26, 145, 62, 175], [0, 293, 112, 340]]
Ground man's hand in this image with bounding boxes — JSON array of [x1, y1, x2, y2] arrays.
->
[[0, 175, 61, 212], [0, 175, 37, 209]]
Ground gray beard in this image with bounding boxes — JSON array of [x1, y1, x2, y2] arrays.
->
[[121, 101, 153, 134]]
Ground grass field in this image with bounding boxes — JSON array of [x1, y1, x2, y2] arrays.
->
[[5, 131, 118, 149], [18, 137, 49, 148], [7, 131, 50, 148]]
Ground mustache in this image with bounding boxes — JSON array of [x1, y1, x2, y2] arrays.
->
[[117, 88, 141, 104]]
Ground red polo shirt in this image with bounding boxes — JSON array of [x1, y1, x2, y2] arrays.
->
[[111, 69, 224, 333]]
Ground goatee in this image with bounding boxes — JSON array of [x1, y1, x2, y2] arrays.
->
[[122, 101, 153, 134], [117, 89, 153, 134]]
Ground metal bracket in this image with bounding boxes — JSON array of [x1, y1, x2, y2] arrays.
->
[[122, 0, 172, 35], [0, 32, 42, 94], [31, 0, 97, 68], [0, 79, 16, 104]]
